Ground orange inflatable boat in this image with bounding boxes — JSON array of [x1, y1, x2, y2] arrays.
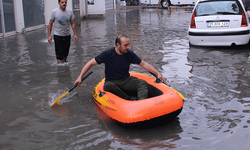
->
[[92, 72, 184, 124]]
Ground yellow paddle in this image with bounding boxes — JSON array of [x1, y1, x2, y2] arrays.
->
[[51, 71, 93, 107], [149, 72, 186, 101]]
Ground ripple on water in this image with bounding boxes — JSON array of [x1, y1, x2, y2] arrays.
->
[[48, 89, 77, 106]]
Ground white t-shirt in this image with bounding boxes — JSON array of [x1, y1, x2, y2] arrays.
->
[[50, 7, 75, 36]]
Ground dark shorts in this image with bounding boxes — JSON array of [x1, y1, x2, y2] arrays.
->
[[54, 35, 71, 60]]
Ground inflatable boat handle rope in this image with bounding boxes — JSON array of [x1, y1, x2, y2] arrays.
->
[[149, 72, 186, 101]]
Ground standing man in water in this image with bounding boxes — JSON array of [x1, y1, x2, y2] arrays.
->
[[74, 34, 165, 100], [48, 0, 78, 64]]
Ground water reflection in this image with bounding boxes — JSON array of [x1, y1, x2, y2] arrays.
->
[[47, 64, 78, 106], [185, 46, 250, 148], [51, 104, 69, 117], [16, 34, 32, 66], [187, 46, 249, 104], [67, 105, 183, 149]]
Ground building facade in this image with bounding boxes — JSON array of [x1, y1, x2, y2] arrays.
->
[[0, 0, 115, 38]]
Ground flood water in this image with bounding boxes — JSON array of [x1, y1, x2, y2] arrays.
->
[[1, 6, 250, 150]]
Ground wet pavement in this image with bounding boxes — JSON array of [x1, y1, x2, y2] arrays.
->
[[1, 5, 250, 150]]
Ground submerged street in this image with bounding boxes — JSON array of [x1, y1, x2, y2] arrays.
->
[[0, 5, 250, 150]]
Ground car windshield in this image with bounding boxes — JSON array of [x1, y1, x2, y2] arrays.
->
[[195, 0, 242, 16]]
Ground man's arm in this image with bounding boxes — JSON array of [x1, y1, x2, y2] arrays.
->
[[48, 20, 54, 44], [71, 19, 78, 43], [74, 58, 98, 86], [139, 60, 166, 82]]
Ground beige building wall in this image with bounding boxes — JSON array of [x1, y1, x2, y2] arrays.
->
[[87, 0, 105, 15], [44, 0, 73, 26]]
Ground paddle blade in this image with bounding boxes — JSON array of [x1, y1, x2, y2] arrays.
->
[[51, 104, 69, 117], [50, 71, 93, 107], [51, 91, 69, 107]]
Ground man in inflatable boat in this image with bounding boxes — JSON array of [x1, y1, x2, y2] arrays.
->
[[74, 34, 165, 100]]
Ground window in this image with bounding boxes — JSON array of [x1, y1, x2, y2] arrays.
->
[[3, 0, 15, 32], [22, 0, 45, 28], [196, 1, 242, 16]]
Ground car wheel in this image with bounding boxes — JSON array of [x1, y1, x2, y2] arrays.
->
[[126, 0, 132, 5], [133, 0, 139, 5], [189, 42, 191, 47], [246, 40, 250, 49], [161, 0, 171, 9]]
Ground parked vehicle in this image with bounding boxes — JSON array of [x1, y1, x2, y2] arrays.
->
[[140, 0, 196, 9], [188, 0, 250, 47]]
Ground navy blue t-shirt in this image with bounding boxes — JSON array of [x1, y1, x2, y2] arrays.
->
[[95, 47, 141, 81]]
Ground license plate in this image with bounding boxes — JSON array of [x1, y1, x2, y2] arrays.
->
[[207, 21, 229, 27]]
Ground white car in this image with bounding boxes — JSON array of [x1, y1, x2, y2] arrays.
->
[[188, 0, 250, 46]]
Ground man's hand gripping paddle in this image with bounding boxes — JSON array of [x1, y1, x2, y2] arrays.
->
[[51, 71, 93, 107], [149, 72, 186, 101]]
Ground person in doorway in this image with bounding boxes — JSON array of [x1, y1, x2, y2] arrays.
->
[[48, 0, 78, 64], [73, 34, 165, 100], [120, 0, 126, 10]]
